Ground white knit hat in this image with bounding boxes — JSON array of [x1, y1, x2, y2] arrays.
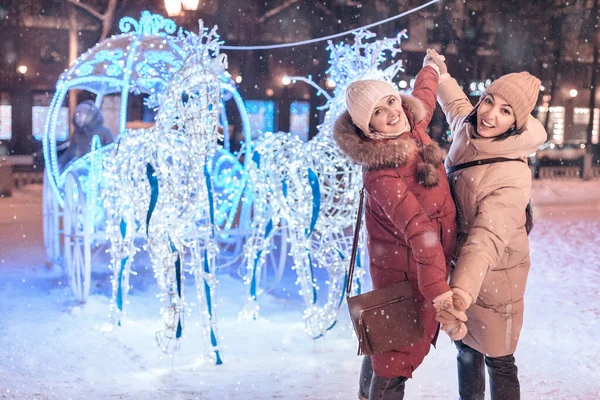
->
[[346, 80, 399, 136]]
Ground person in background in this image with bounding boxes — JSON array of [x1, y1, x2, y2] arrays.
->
[[59, 100, 113, 168]]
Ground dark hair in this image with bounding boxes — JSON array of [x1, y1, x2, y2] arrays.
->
[[465, 104, 523, 141]]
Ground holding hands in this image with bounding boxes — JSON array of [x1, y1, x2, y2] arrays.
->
[[423, 48, 448, 76], [433, 287, 472, 341]]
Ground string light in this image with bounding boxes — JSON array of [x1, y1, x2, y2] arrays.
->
[[219, 0, 437, 50]]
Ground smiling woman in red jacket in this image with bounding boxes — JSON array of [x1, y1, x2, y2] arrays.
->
[[333, 50, 464, 400]]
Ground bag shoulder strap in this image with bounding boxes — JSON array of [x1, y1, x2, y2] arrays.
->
[[346, 187, 365, 299], [446, 157, 526, 174], [447, 156, 535, 235]]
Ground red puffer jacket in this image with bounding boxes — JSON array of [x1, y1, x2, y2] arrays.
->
[[333, 66, 456, 378]]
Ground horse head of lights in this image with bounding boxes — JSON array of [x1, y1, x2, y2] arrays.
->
[[155, 23, 227, 158]]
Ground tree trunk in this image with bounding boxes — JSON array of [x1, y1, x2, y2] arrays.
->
[[100, 0, 118, 41], [583, 0, 599, 180], [68, 4, 79, 138], [545, 12, 564, 133]]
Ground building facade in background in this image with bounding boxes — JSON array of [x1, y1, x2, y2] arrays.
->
[[0, 0, 598, 155]]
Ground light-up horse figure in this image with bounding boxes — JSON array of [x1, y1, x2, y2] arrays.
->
[[103, 24, 225, 363], [243, 30, 408, 339]]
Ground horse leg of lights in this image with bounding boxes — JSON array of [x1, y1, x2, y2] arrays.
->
[[151, 232, 185, 354], [108, 213, 137, 326], [240, 199, 275, 319], [286, 227, 323, 332], [190, 223, 223, 365], [303, 233, 350, 339]]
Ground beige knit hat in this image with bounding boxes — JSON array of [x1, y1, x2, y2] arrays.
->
[[482, 72, 541, 130], [346, 80, 399, 136]]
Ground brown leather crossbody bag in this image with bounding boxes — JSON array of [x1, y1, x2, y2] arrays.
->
[[345, 187, 424, 356]]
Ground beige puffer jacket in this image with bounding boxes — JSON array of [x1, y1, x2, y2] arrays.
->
[[438, 75, 547, 357]]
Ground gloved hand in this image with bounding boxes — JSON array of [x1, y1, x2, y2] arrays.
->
[[442, 320, 468, 341], [423, 48, 448, 75], [433, 290, 467, 321], [452, 287, 472, 312], [433, 290, 468, 340]]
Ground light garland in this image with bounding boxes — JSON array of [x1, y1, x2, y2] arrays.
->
[[220, 0, 437, 50], [242, 29, 408, 339]]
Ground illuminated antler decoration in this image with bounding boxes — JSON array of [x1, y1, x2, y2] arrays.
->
[[243, 29, 408, 338]]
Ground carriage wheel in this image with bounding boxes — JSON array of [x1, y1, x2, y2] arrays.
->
[[63, 173, 92, 303], [43, 173, 62, 266]]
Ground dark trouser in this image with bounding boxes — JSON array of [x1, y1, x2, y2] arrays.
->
[[359, 356, 407, 400], [455, 340, 520, 400]]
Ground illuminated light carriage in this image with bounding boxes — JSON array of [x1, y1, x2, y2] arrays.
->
[[41, 12, 257, 305], [42, 10, 405, 347]]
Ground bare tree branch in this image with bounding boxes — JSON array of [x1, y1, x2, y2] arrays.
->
[[67, 0, 103, 21], [67, 0, 118, 41], [314, 1, 334, 16], [258, 0, 300, 23], [100, 0, 118, 41]]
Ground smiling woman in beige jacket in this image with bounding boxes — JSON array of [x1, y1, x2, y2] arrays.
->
[[427, 51, 547, 400]]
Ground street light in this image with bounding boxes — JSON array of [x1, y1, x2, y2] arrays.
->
[[326, 78, 336, 89], [281, 76, 291, 86], [17, 65, 27, 75], [181, 0, 200, 10], [165, 0, 200, 16], [164, 0, 182, 17], [570, 89, 578, 98]]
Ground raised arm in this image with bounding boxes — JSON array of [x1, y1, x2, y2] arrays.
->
[[437, 74, 474, 135], [410, 65, 439, 127]]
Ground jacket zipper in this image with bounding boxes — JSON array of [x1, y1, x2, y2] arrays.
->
[[360, 297, 407, 314]]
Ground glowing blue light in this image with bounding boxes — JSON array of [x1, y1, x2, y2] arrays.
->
[[246, 100, 275, 137], [42, 12, 188, 208], [119, 10, 177, 36], [290, 101, 310, 141]]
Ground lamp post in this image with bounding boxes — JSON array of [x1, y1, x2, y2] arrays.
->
[[12, 64, 33, 155], [584, 0, 599, 181], [564, 88, 578, 144], [181, 0, 200, 11], [278, 76, 291, 133], [165, 0, 199, 17]]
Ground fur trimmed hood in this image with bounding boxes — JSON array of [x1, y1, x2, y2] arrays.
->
[[333, 94, 444, 187]]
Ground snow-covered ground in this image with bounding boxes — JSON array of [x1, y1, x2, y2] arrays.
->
[[0, 180, 599, 400]]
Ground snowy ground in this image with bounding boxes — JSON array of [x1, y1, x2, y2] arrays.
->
[[0, 180, 599, 400]]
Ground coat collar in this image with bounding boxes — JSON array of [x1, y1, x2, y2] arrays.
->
[[333, 93, 429, 169], [333, 110, 418, 169], [466, 115, 548, 158], [333, 94, 444, 187]]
